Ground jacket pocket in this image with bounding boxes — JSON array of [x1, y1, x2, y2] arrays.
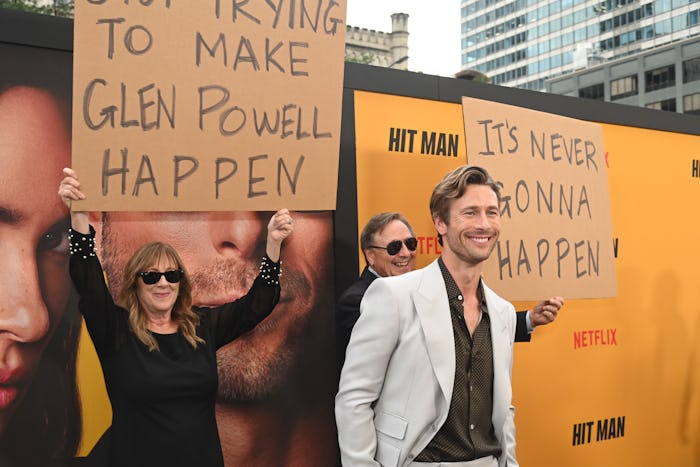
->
[[376, 441, 401, 467], [374, 411, 408, 440]]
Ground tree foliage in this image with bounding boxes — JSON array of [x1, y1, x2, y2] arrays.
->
[[345, 52, 376, 65], [0, 0, 74, 18], [454, 68, 492, 84]]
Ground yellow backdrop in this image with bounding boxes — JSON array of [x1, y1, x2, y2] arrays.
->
[[354, 89, 700, 466]]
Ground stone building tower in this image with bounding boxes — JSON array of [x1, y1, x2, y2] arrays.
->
[[345, 12, 409, 70]]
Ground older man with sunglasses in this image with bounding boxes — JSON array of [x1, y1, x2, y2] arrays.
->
[[335, 212, 563, 377]]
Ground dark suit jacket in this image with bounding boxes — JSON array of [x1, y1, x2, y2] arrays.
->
[[336, 267, 378, 375], [335, 267, 532, 376], [515, 308, 531, 342]]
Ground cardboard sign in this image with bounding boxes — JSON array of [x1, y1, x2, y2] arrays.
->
[[72, 0, 346, 211], [462, 96, 617, 300]]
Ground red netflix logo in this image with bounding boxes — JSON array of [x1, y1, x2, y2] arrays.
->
[[573, 328, 617, 349]]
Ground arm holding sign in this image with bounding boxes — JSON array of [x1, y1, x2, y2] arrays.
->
[[516, 297, 565, 342], [59, 167, 89, 234]]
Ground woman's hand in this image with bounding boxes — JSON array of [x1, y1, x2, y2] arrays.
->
[[58, 167, 89, 233], [266, 209, 293, 262]]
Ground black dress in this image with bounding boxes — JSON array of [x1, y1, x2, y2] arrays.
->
[[69, 227, 280, 467]]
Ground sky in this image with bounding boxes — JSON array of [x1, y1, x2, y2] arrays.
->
[[345, 0, 462, 77]]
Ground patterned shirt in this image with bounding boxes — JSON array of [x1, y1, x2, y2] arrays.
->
[[415, 258, 501, 462]]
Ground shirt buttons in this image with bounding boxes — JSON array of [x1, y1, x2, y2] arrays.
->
[[470, 424, 475, 430], [457, 294, 463, 301]]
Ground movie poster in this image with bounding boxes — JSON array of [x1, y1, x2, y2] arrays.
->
[[1, 34, 336, 467]]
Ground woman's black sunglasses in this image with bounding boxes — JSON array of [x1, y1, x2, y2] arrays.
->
[[137, 269, 184, 285], [368, 237, 418, 256]]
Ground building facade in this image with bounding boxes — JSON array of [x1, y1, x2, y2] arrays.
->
[[345, 13, 409, 70], [461, 0, 700, 91], [546, 34, 700, 115]]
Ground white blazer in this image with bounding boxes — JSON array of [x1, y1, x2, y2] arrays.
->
[[335, 260, 518, 467]]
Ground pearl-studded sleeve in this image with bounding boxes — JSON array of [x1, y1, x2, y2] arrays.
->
[[197, 255, 282, 350], [68, 225, 125, 355]]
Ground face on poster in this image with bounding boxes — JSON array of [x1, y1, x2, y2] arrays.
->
[[0, 42, 83, 467]]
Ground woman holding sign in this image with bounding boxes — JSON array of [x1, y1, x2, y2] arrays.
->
[[59, 168, 293, 467]]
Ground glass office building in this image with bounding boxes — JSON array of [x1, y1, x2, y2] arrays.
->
[[546, 35, 700, 115], [461, 0, 700, 90]]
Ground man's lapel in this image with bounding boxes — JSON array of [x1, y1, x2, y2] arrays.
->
[[483, 284, 511, 432], [412, 260, 455, 405]]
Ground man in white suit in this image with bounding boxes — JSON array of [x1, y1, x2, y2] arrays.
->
[[336, 165, 519, 467]]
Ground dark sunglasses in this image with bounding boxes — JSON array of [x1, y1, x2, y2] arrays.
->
[[368, 237, 418, 256], [137, 269, 184, 285]]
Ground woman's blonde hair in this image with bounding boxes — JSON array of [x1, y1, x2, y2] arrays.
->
[[119, 242, 204, 351]]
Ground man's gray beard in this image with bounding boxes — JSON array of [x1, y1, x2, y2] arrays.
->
[[189, 257, 259, 303], [214, 268, 314, 403], [215, 331, 297, 403]]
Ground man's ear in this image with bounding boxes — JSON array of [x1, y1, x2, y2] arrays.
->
[[434, 215, 447, 237], [364, 248, 376, 268]]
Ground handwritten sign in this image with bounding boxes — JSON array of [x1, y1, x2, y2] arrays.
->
[[72, 0, 346, 211], [462, 96, 616, 300]]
